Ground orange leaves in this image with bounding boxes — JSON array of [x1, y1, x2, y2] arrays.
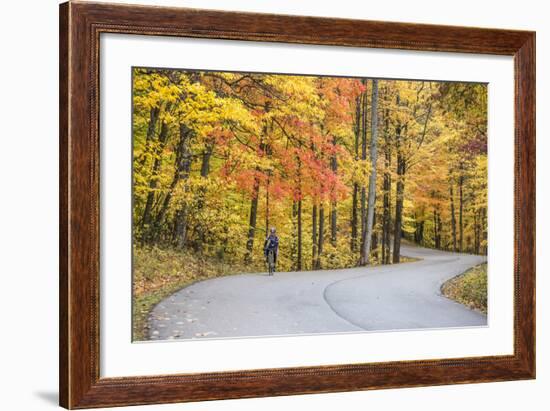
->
[[132, 66, 488, 264]]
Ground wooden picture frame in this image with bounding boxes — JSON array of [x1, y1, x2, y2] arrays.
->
[[59, 1, 535, 408]]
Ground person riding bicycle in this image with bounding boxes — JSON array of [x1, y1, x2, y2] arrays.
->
[[263, 227, 279, 272]]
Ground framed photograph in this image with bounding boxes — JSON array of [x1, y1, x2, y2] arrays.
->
[[59, 1, 535, 408]]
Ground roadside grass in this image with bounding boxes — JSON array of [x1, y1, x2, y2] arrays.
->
[[132, 246, 263, 341], [441, 263, 487, 314]]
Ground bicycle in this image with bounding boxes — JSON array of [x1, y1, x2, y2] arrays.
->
[[266, 249, 275, 276]]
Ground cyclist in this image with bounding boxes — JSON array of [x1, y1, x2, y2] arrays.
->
[[263, 227, 279, 273]]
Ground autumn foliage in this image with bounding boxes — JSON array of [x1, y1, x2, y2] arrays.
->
[[132, 68, 488, 274]]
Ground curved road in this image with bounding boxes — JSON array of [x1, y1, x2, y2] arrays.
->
[[148, 244, 487, 340]]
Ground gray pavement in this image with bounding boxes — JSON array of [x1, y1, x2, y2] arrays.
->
[[147, 243, 487, 341]]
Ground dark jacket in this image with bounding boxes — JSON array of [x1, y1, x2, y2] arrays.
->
[[264, 234, 279, 256]]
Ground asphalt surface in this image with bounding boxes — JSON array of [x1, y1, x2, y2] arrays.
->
[[147, 244, 487, 340]]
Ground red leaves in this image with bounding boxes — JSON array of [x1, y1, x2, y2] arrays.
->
[[207, 76, 363, 204]]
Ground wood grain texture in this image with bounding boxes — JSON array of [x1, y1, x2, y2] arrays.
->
[[59, 2, 69, 407], [514, 33, 536, 374], [59, 1, 536, 408]]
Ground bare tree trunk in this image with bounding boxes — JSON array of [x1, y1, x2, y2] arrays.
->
[[481, 207, 487, 255], [360, 187, 366, 258], [292, 201, 299, 270], [382, 108, 392, 264], [317, 204, 325, 269], [351, 95, 361, 253], [141, 115, 170, 236], [474, 208, 481, 255], [393, 121, 405, 264], [297, 199, 303, 270], [200, 144, 213, 178], [360, 80, 368, 259], [361, 79, 379, 265], [450, 184, 457, 251], [330, 136, 338, 246], [244, 177, 260, 263], [244, 133, 267, 263], [312, 203, 318, 268], [159, 122, 192, 247], [194, 142, 214, 252], [138, 106, 160, 168], [330, 204, 337, 246], [330, 210, 337, 246], [371, 210, 378, 260], [459, 172, 464, 252], [146, 106, 160, 142], [433, 209, 437, 248], [441, 212, 444, 249], [415, 217, 424, 245], [351, 184, 358, 252], [433, 208, 442, 249], [293, 154, 303, 271], [265, 175, 270, 235], [173, 208, 187, 249]]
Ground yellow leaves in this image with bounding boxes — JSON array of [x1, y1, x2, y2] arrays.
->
[[349, 158, 372, 186], [260, 74, 325, 123], [132, 68, 488, 268], [265, 75, 318, 100], [230, 147, 273, 171], [218, 98, 259, 133], [133, 71, 182, 110], [158, 110, 177, 126]]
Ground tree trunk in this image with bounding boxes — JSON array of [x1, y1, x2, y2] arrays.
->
[[434, 208, 439, 248], [330, 137, 338, 246], [450, 184, 457, 251], [415, 217, 424, 245], [244, 177, 260, 263], [312, 203, 318, 268], [433, 208, 441, 249], [146, 106, 160, 142], [295, 153, 303, 271], [481, 207, 487, 255], [351, 95, 361, 253], [200, 144, 213, 178], [138, 106, 160, 168], [361, 79, 378, 265], [393, 121, 405, 264], [437, 211, 442, 249], [160, 122, 193, 247], [382, 108, 392, 264], [292, 201, 298, 270], [330, 205, 337, 246], [474, 208, 481, 255], [173, 208, 187, 249], [414, 210, 424, 245], [371, 210, 378, 260], [140, 103, 173, 233], [194, 142, 214, 252], [316, 204, 325, 269], [360, 80, 368, 258], [459, 172, 464, 252], [351, 184, 358, 252], [141, 115, 170, 236], [244, 134, 267, 263], [265, 175, 270, 235], [297, 199, 303, 270], [360, 187, 366, 257]]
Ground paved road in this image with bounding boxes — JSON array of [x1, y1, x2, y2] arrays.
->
[[148, 244, 487, 340]]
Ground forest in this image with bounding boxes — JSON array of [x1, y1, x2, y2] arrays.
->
[[132, 68, 488, 275]]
